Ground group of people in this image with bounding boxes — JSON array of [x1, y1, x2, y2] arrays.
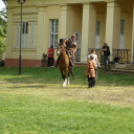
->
[[87, 43, 111, 88], [47, 34, 111, 88]]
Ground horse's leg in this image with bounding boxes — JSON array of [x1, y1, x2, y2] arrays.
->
[[60, 69, 65, 81], [63, 69, 67, 88], [62, 73, 65, 81], [71, 68, 74, 78], [67, 68, 72, 85], [61, 69, 66, 87]]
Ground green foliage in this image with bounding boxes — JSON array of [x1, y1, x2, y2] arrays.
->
[[0, 8, 7, 60]]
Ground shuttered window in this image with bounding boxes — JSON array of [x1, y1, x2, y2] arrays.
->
[[120, 20, 125, 35], [96, 21, 101, 35], [50, 20, 58, 48], [22, 22, 28, 48], [30, 22, 34, 48], [15, 23, 20, 48], [120, 20, 126, 49], [95, 21, 101, 49]]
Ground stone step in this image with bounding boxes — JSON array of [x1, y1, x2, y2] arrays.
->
[[126, 65, 134, 70], [114, 64, 126, 69], [121, 67, 134, 70], [105, 64, 134, 75], [114, 64, 134, 70], [126, 64, 134, 67], [105, 71, 134, 75], [109, 68, 134, 74]]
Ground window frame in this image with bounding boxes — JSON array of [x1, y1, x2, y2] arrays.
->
[[15, 22, 20, 48], [49, 19, 59, 48], [119, 19, 126, 49], [22, 21, 28, 48], [30, 22, 35, 48], [95, 20, 102, 49]]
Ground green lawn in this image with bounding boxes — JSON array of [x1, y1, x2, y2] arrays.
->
[[0, 67, 134, 134]]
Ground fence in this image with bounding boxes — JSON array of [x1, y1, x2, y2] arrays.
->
[[75, 48, 131, 64], [113, 49, 131, 64]]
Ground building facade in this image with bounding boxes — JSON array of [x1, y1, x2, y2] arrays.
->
[[5, 0, 134, 66]]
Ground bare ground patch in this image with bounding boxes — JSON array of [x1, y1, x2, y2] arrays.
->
[[0, 81, 134, 108]]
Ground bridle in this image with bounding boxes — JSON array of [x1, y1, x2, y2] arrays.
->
[[57, 43, 67, 55]]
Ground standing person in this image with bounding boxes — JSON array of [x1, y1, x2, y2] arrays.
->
[[88, 49, 100, 81], [87, 56, 96, 88], [56, 34, 77, 67], [101, 43, 111, 69], [47, 45, 54, 67]]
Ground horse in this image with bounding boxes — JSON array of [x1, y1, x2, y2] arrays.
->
[[57, 44, 74, 87]]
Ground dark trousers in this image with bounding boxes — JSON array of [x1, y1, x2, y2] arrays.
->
[[104, 56, 110, 68], [48, 58, 54, 67], [88, 77, 95, 88]]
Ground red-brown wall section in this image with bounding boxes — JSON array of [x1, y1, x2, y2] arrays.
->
[[5, 59, 42, 67], [5, 59, 86, 67]]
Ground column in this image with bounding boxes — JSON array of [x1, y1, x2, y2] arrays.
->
[[37, 6, 45, 59], [105, 1, 121, 60], [81, 3, 96, 63], [132, 3, 134, 63], [60, 5, 68, 39], [43, 6, 47, 54], [6, 8, 13, 59]]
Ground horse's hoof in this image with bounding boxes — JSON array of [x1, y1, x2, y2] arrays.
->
[[63, 84, 66, 88]]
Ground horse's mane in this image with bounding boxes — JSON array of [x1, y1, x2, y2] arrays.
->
[[60, 43, 66, 53]]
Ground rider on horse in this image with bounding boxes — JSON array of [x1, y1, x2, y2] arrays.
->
[[56, 34, 77, 67]]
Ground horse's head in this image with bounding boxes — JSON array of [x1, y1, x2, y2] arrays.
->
[[57, 43, 66, 55]]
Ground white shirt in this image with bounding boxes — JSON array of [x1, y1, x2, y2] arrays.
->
[[88, 54, 98, 67]]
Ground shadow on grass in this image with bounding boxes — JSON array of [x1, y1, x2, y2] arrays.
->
[[1, 67, 134, 86], [6, 84, 87, 90], [5, 83, 134, 92]]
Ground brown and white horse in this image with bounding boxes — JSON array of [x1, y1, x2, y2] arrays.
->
[[57, 44, 74, 87]]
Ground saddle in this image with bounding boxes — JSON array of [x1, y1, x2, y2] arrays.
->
[[66, 49, 74, 60]]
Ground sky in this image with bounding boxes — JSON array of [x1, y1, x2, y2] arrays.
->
[[0, 0, 6, 11]]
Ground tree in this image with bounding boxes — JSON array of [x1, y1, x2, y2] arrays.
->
[[2, 0, 7, 7], [0, 8, 7, 60]]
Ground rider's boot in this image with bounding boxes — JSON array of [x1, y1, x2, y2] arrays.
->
[[66, 50, 74, 67], [69, 59, 74, 67]]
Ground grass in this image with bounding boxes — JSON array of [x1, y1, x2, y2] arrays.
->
[[0, 67, 134, 134]]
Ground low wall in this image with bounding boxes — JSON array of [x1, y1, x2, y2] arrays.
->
[[5, 59, 87, 67], [5, 59, 42, 67]]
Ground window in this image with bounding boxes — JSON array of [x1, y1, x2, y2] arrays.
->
[[96, 21, 101, 35], [50, 20, 58, 48], [120, 20, 125, 35], [30, 22, 34, 48], [120, 20, 126, 49], [95, 21, 101, 49], [15, 23, 20, 48], [15, 22, 31, 49], [22, 22, 28, 48]]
